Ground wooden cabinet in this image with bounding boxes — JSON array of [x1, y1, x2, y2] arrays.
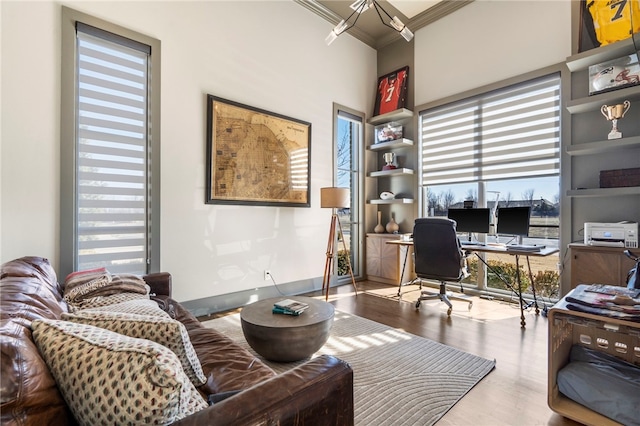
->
[[365, 234, 414, 285], [569, 243, 636, 289]]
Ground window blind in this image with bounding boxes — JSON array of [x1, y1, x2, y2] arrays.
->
[[75, 28, 150, 274], [420, 74, 560, 186]]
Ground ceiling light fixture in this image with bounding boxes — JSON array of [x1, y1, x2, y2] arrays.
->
[[325, 0, 414, 46]]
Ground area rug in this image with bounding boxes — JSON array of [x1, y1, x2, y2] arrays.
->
[[201, 310, 496, 425]]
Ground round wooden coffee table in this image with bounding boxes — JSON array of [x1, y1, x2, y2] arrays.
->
[[240, 296, 334, 362]]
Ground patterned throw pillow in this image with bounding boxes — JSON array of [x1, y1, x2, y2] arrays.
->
[[62, 310, 206, 386], [78, 299, 170, 319], [31, 319, 208, 426]]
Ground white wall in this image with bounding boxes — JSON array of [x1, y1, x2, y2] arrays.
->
[[0, 1, 376, 302], [0, 0, 3, 263], [415, 0, 572, 105]]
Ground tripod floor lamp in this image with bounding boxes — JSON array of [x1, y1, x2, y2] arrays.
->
[[321, 187, 358, 301]]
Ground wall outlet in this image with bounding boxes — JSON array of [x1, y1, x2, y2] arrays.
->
[[264, 270, 271, 281]]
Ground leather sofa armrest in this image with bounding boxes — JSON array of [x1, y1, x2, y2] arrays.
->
[[143, 272, 172, 297], [173, 354, 354, 426]]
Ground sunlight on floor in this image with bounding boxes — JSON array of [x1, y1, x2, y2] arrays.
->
[[356, 284, 538, 322], [320, 311, 415, 354]]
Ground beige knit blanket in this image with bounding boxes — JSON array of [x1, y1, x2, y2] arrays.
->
[[63, 268, 149, 304]]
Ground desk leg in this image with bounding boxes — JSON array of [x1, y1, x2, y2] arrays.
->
[[525, 256, 540, 315], [515, 254, 526, 328], [397, 245, 409, 297]]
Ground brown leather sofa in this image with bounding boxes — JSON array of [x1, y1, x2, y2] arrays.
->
[[1, 256, 354, 425]]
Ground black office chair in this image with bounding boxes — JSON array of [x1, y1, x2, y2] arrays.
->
[[413, 217, 473, 316]]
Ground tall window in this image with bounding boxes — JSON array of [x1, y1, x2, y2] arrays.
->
[[419, 72, 561, 298], [334, 105, 364, 280], [60, 8, 161, 277]]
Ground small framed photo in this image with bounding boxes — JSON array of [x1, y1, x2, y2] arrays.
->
[[373, 66, 409, 117], [589, 53, 640, 96]]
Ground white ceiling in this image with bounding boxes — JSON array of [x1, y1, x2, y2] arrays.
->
[[388, 0, 443, 19]]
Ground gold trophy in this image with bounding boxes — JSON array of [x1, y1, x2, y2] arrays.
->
[[600, 101, 631, 139]]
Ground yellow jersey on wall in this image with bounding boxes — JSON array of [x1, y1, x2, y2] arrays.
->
[[587, 0, 640, 46]]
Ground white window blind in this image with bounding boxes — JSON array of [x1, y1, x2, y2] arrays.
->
[[75, 25, 150, 274], [420, 74, 560, 186]]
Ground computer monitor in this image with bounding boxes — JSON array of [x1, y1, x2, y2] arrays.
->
[[496, 206, 531, 238], [447, 208, 491, 234]]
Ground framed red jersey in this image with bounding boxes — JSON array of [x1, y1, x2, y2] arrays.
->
[[373, 66, 409, 117]]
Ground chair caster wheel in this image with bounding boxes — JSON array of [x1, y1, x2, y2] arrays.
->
[[447, 307, 452, 316], [415, 301, 421, 309]]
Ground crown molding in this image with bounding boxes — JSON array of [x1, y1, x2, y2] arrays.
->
[[409, 0, 474, 30]]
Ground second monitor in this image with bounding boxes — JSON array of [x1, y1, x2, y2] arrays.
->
[[496, 206, 531, 237], [447, 208, 491, 238]]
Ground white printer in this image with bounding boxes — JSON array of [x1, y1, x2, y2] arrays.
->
[[584, 222, 638, 248]]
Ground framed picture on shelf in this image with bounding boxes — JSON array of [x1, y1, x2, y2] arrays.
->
[[373, 66, 409, 117], [578, 0, 640, 53], [205, 95, 311, 207]]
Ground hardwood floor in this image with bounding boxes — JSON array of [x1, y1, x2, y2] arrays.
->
[[308, 280, 582, 426]]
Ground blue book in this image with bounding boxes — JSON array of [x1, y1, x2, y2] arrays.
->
[[272, 306, 301, 316], [273, 299, 308, 315]]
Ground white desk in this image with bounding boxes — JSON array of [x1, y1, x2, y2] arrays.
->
[[387, 239, 559, 328]]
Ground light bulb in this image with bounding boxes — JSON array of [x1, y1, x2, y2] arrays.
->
[[325, 20, 348, 46], [390, 16, 414, 41], [325, 31, 339, 45], [400, 26, 414, 41], [334, 19, 348, 35]]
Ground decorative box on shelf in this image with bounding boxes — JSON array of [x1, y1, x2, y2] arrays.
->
[[375, 122, 403, 144], [589, 53, 640, 96], [599, 167, 640, 188]]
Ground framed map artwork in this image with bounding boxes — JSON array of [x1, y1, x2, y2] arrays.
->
[[206, 95, 311, 207], [373, 66, 409, 117]]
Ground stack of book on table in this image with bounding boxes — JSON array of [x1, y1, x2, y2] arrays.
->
[[272, 299, 309, 316]]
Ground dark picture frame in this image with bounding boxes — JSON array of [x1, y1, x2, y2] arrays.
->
[[578, 0, 640, 53], [578, 0, 599, 53], [206, 95, 311, 207], [373, 66, 409, 117]]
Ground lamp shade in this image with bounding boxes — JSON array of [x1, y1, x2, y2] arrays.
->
[[320, 187, 350, 209]]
